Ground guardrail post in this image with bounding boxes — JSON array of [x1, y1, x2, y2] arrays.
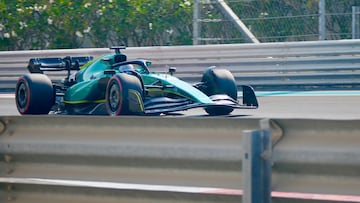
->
[[243, 124, 272, 203]]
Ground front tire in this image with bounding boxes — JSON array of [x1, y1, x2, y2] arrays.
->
[[201, 67, 238, 115], [15, 74, 54, 115], [105, 73, 144, 116]]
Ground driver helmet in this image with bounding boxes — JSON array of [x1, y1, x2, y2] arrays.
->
[[118, 64, 134, 73]]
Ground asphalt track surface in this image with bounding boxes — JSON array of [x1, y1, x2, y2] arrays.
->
[[1, 91, 360, 119]]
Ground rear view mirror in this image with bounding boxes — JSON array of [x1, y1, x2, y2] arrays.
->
[[168, 67, 176, 75]]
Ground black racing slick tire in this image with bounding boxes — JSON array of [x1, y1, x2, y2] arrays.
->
[[201, 67, 238, 100], [15, 74, 55, 115], [105, 73, 144, 116], [201, 67, 238, 116]]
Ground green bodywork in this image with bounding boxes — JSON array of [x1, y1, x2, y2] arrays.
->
[[142, 73, 212, 103], [63, 53, 213, 105]]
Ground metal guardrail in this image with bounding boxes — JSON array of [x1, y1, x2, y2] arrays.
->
[[0, 40, 360, 92], [0, 116, 360, 202]]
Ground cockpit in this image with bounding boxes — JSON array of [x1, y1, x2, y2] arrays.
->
[[113, 60, 150, 74]]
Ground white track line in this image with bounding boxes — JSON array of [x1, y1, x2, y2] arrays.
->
[[1, 178, 360, 202]]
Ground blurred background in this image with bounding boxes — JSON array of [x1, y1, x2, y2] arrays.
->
[[0, 0, 360, 50]]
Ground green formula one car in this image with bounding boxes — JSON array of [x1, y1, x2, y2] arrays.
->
[[15, 47, 258, 116]]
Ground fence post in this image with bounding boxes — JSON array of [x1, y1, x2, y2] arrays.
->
[[319, 0, 326, 40], [216, 0, 259, 43], [193, 0, 200, 45], [243, 124, 272, 203], [352, 6, 360, 39]]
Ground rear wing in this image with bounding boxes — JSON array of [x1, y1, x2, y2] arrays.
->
[[27, 56, 93, 74]]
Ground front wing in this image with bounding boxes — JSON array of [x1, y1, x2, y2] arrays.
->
[[143, 85, 258, 115]]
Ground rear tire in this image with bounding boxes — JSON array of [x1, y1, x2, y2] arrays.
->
[[105, 73, 144, 116], [15, 74, 54, 115], [201, 67, 238, 115]]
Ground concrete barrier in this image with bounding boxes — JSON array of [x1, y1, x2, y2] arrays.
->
[[0, 116, 360, 202]]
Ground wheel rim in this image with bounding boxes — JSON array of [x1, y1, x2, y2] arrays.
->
[[108, 82, 121, 112], [17, 81, 29, 111]]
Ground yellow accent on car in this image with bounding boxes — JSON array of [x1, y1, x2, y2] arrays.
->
[[128, 89, 144, 112], [64, 99, 106, 104]]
